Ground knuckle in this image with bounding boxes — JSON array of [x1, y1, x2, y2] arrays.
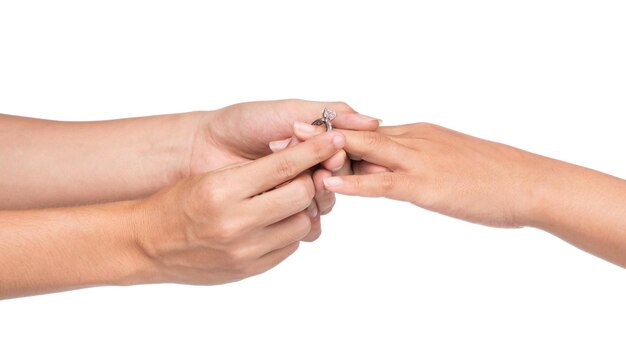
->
[[275, 157, 298, 180], [361, 131, 385, 150], [213, 219, 244, 242], [379, 174, 396, 195], [224, 246, 250, 271], [414, 122, 441, 134], [302, 220, 321, 242], [293, 178, 315, 202], [197, 175, 228, 205], [295, 213, 313, 237], [310, 136, 331, 161], [318, 195, 336, 215]]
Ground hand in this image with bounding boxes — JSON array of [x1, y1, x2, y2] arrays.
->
[[321, 123, 551, 228], [190, 100, 378, 174], [188, 100, 379, 241], [136, 130, 346, 285]]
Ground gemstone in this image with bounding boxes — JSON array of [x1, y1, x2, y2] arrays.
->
[[322, 108, 337, 121]]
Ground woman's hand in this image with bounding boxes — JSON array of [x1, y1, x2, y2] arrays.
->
[[137, 130, 346, 285], [318, 123, 555, 228], [319, 123, 626, 267]]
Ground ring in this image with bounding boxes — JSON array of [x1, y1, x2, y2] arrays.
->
[[311, 108, 337, 132]]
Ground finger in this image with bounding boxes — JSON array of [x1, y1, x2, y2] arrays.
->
[[336, 130, 414, 171], [291, 122, 351, 174], [289, 100, 379, 131], [269, 133, 302, 153], [312, 169, 336, 215], [353, 161, 392, 175], [302, 216, 322, 242], [323, 173, 414, 202], [322, 150, 347, 173], [333, 112, 380, 131], [245, 241, 301, 277], [248, 173, 315, 226], [347, 153, 362, 161], [377, 125, 415, 136], [233, 131, 345, 197], [252, 212, 312, 256], [269, 138, 292, 152], [274, 100, 378, 131], [292, 120, 326, 140]]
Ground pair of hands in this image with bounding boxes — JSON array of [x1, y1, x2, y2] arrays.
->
[[136, 100, 378, 284], [137, 99, 549, 285]]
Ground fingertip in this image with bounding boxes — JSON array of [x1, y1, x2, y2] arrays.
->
[[306, 202, 318, 218], [323, 176, 344, 189], [269, 138, 291, 152], [331, 131, 346, 149], [313, 168, 332, 192]]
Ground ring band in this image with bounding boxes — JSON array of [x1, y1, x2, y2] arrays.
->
[[311, 108, 337, 132]]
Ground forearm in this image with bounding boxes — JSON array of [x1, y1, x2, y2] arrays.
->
[[0, 112, 200, 209], [0, 201, 156, 299], [525, 159, 626, 268]]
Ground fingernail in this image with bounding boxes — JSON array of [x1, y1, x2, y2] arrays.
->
[[294, 121, 315, 134], [332, 133, 345, 149], [324, 177, 343, 187], [306, 203, 318, 218], [269, 138, 291, 152]]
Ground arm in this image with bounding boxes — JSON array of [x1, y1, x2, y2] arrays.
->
[[304, 124, 626, 268], [0, 112, 198, 210], [0, 201, 153, 298], [0, 131, 345, 299], [0, 100, 377, 212]]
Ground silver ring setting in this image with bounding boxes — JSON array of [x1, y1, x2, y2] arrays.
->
[[311, 108, 337, 132]]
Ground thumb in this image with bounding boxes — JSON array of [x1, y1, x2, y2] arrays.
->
[[269, 138, 293, 152]]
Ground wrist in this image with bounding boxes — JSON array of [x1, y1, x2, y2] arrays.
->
[[514, 154, 571, 229], [123, 180, 196, 285], [155, 111, 206, 182], [102, 200, 164, 287]]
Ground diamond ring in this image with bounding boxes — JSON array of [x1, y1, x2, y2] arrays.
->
[[311, 108, 337, 132]]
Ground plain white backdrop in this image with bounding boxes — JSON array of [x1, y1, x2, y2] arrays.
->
[[1, 0, 625, 354]]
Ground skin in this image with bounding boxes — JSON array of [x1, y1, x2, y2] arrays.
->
[[0, 100, 377, 210], [0, 100, 378, 299], [0, 131, 346, 299], [292, 123, 626, 268]]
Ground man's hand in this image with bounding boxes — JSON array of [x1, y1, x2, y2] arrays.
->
[[0, 131, 346, 299], [186, 99, 379, 241], [138, 130, 347, 285], [189, 99, 378, 174]]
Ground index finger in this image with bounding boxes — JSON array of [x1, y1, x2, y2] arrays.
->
[[232, 131, 346, 197]]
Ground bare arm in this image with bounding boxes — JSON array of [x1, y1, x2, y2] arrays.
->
[[0, 131, 344, 299], [0, 100, 376, 211], [0, 201, 153, 298], [0, 113, 199, 209], [290, 123, 626, 268]]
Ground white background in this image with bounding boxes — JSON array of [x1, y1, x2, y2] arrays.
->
[[1, 0, 625, 354]]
